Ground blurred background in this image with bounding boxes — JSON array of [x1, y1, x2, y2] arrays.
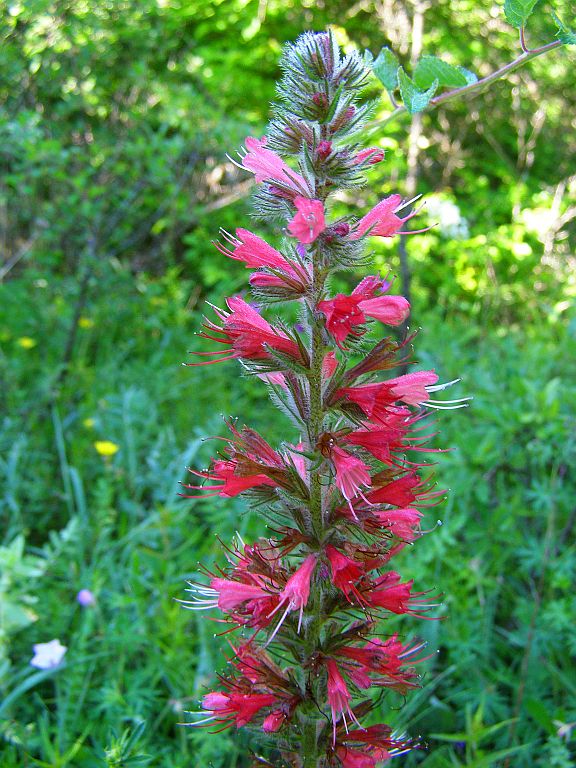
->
[[0, 1, 575, 766]]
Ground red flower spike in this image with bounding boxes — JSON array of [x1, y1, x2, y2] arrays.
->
[[184, 32, 459, 766]]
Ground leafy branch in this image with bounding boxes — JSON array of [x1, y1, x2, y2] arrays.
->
[[367, 0, 573, 131]]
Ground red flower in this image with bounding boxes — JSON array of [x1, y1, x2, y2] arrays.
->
[[355, 147, 386, 166], [326, 659, 361, 742], [209, 578, 269, 612], [317, 275, 409, 347], [192, 296, 304, 366], [287, 197, 326, 244], [202, 690, 277, 728], [338, 371, 438, 420], [326, 545, 364, 600], [386, 370, 439, 405], [216, 228, 309, 291], [350, 194, 425, 239], [262, 710, 285, 732], [336, 746, 379, 768]]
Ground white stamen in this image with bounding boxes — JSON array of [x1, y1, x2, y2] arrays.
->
[[426, 378, 461, 392]]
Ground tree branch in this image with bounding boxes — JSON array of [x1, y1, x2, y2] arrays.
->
[[368, 39, 565, 134]]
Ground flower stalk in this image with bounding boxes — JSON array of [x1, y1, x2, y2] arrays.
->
[[182, 31, 468, 767]]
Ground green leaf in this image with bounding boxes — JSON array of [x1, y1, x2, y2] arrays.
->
[[552, 10, 576, 44], [372, 46, 399, 91], [414, 55, 469, 89], [525, 697, 556, 735], [398, 67, 438, 114], [458, 66, 478, 85], [504, 0, 539, 29]]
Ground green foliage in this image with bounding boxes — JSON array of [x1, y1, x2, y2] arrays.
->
[[413, 56, 471, 89], [504, 0, 540, 29], [372, 46, 400, 91], [398, 67, 439, 114]]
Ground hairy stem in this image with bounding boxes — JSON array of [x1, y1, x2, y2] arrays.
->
[[301, 249, 328, 767]]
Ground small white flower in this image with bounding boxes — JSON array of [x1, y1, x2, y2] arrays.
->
[[30, 639, 67, 670]]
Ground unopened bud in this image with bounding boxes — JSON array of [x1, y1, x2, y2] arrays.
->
[[356, 147, 386, 165], [332, 222, 350, 237], [317, 140, 332, 160]]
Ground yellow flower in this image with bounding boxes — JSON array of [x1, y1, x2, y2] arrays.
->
[[17, 336, 37, 349], [94, 440, 119, 457], [78, 317, 94, 329]]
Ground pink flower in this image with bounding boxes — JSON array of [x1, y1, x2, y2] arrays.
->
[[351, 194, 422, 239], [326, 659, 360, 742], [30, 639, 67, 670], [331, 445, 371, 508], [268, 555, 316, 639], [262, 710, 285, 732], [323, 350, 339, 379], [182, 458, 276, 498], [287, 197, 326, 244], [202, 690, 277, 728], [338, 370, 438, 420], [241, 136, 308, 193], [355, 147, 385, 166], [386, 370, 439, 405], [209, 578, 269, 612], [216, 229, 309, 291], [336, 747, 378, 768]]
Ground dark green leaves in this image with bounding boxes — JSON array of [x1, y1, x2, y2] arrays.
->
[[398, 67, 438, 114], [503, 0, 539, 29], [372, 46, 399, 91], [414, 55, 473, 89]]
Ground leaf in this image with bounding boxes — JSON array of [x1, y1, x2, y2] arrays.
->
[[504, 0, 539, 29], [414, 55, 469, 89], [552, 10, 576, 44], [458, 66, 478, 85], [372, 47, 399, 91], [525, 697, 556, 735], [398, 67, 438, 114]]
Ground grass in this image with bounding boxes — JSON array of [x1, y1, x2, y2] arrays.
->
[[0, 266, 574, 766]]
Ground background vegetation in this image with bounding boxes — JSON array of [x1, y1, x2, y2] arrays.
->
[[0, 1, 574, 766]]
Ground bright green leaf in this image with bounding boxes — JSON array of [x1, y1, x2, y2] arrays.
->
[[372, 47, 399, 91], [414, 55, 469, 89], [398, 67, 438, 114], [504, 0, 539, 29], [458, 66, 478, 85]]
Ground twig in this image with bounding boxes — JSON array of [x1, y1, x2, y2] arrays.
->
[[366, 39, 564, 134]]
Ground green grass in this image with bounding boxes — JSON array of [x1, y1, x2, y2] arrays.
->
[[0, 268, 575, 766]]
